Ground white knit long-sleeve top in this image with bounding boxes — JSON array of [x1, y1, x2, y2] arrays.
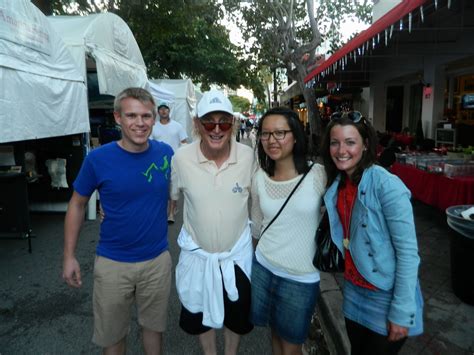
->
[[251, 163, 327, 276]]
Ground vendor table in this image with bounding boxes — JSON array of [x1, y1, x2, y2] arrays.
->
[[391, 162, 474, 211], [0, 172, 33, 252]]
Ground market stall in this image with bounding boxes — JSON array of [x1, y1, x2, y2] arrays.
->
[[391, 161, 474, 211], [0, 0, 89, 250], [44, 13, 149, 217], [47, 13, 148, 97]]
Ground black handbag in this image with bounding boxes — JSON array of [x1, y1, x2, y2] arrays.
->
[[312, 210, 345, 272]]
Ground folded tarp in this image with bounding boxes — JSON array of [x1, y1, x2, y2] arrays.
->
[[0, 0, 89, 143]]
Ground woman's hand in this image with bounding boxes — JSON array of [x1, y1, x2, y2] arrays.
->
[[387, 321, 408, 342]]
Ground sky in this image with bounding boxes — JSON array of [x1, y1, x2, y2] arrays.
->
[[224, 11, 370, 51]]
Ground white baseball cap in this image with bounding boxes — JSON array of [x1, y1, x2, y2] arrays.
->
[[197, 90, 233, 118]]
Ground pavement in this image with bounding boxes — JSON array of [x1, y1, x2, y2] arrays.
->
[[318, 199, 474, 355], [0, 201, 271, 354]]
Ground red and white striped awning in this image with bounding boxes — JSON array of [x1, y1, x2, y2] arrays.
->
[[304, 0, 451, 87]]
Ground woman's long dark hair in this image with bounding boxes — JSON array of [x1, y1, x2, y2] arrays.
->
[[320, 116, 378, 187], [256, 107, 309, 177]]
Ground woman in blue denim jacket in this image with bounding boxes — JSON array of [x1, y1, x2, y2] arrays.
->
[[320, 112, 423, 355]]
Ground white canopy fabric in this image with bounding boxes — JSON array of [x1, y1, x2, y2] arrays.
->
[[150, 79, 197, 141], [149, 81, 175, 107], [0, 0, 89, 143], [48, 13, 148, 96]]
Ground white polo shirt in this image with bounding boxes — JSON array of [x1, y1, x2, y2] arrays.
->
[[171, 139, 256, 252], [151, 119, 187, 152]]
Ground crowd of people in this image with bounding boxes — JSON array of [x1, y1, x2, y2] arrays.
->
[[62, 86, 423, 355]]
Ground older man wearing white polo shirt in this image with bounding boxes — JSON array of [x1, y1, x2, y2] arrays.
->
[[170, 89, 256, 355]]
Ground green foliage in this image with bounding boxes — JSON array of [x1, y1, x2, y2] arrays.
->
[[225, 0, 371, 74], [229, 95, 250, 113]]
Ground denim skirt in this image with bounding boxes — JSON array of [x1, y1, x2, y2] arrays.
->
[[250, 258, 320, 344], [343, 280, 424, 336]]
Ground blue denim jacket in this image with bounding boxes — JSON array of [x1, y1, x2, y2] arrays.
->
[[323, 165, 421, 327]]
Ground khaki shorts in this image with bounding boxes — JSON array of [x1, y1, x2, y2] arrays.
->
[[92, 251, 172, 347]]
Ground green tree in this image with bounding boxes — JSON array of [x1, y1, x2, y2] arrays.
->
[[223, 0, 372, 136], [229, 95, 251, 113]]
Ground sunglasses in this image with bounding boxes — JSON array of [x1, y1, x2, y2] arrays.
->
[[331, 111, 364, 123], [200, 120, 233, 132]]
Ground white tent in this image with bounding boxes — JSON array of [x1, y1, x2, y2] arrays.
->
[[48, 13, 148, 96], [0, 0, 89, 143], [150, 79, 197, 140], [149, 81, 175, 107]]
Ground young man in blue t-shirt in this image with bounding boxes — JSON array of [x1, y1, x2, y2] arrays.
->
[[63, 87, 173, 355]]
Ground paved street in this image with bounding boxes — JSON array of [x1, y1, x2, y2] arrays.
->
[[1, 134, 473, 354], [0, 200, 271, 354]]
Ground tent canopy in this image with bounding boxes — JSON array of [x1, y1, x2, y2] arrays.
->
[[149, 81, 175, 107], [48, 13, 148, 96], [0, 0, 89, 143]]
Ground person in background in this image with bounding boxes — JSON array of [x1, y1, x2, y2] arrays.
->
[[320, 111, 423, 355], [170, 90, 256, 355], [245, 118, 253, 139], [150, 101, 188, 224], [240, 119, 246, 141], [250, 107, 327, 355], [63, 87, 173, 355]]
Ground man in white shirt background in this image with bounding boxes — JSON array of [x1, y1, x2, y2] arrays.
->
[[151, 102, 188, 223]]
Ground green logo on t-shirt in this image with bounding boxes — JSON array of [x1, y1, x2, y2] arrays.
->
[[142, 156, 170, 182]]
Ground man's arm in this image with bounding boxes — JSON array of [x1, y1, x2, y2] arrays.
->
[[63, 191, 90, 288]]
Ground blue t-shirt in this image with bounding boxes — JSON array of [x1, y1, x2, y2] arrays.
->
[[74, 140, 173, 262]]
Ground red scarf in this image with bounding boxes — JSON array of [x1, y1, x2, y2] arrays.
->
[[337, 179, 377, 290]]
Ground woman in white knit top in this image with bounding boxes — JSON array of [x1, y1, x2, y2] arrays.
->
[[250, 107, 326, 355]]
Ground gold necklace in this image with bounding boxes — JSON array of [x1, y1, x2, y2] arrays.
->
[[342, 189, 353, 249]]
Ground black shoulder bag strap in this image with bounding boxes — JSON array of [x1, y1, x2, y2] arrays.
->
[[260, 163, 314, 237]]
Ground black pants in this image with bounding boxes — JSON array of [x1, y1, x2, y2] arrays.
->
[[179, 265, 253, 335], [345, 318, 407, 355]]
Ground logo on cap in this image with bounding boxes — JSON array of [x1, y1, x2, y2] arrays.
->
[[210, 97, 222, 104]]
